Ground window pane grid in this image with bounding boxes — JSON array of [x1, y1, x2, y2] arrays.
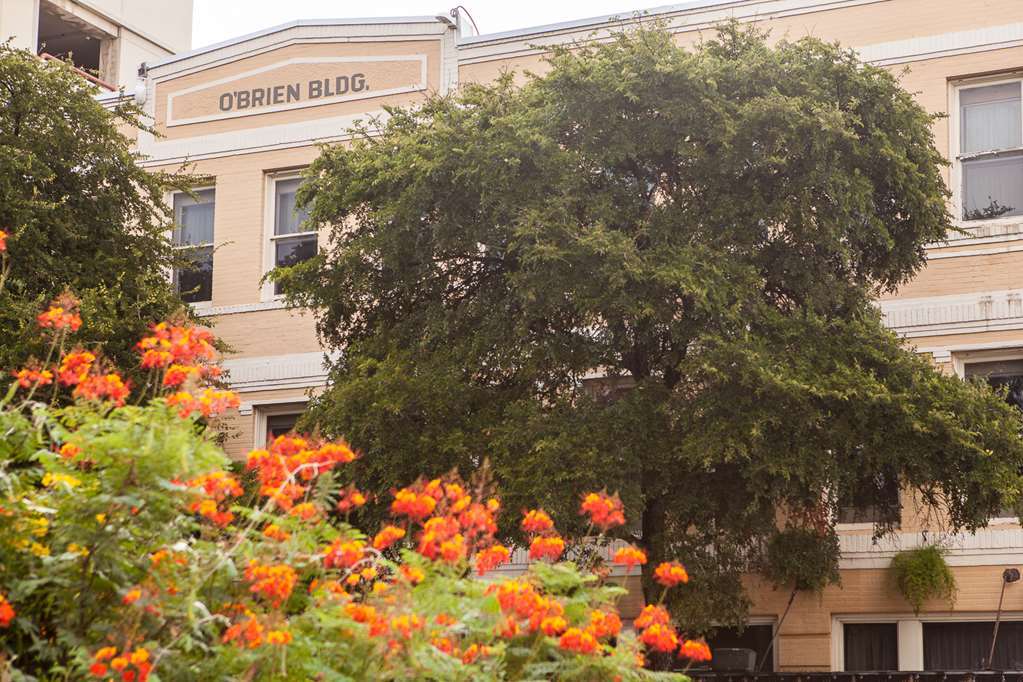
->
[[172, 189, 215, 303], [958, 80, 1023, 222]]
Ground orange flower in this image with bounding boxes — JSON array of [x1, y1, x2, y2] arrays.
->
[[640, 623, 679, 652], [129, 648, 149, 665], [390, 614, 423, 638], [654, 561, 689, 587], [94, 647, 118, 662], [391, 488, 437, 520], [0, 230, 7, 251], [528, 535, 565, 561], [587, 609, 622, 639], [166, 388, 238, 419], [137, 322, 216, 369], [399, 564, 424, 584], [262, 524, 290, 542], [461, 643, 490, 664], [37, 294, 82, 332], [122, 588, 142, 605], [162, 364, 200, 387], [634, 604, 670, 629], [323, 539, 366, 570], [57, 350, 96, 386], [612, 545, 647, 570], [289, 502, 319, 520], [580, 491, 626, 530], [373, 525, 406, 551], [0, 593, 13, 627], [266, 629, 292, 645], [680, 639, 712, 662], [476, 544, 511, 575], [73, 372, 130, 406], [13, 367, 53, 388], [89, 662, 108, 677], [244, 560, 297, 606], [336, 486, 367, 512], [540, 615, 568, 636], [559, 627, 598, 654], [223, 615, 265, 648], [521, 509, 554, 534], [57, 443, 81, 460], [438, 534, 467, 563]]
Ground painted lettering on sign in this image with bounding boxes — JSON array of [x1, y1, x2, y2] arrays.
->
[[218, 74, 369, 112]]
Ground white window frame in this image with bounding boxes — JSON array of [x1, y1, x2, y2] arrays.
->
[[954, 348, 1023, 526], [168, 186, 216, 310], [949, 74, 1023, 231], [262, 171, 317, 302], [252, 400, 308, 449], [832, 612, 1023, 672]]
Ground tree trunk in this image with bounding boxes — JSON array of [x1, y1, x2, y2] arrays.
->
[[639, 491, 667, 604]]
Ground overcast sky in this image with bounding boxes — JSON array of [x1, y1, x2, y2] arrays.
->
[[191, 0, 710, 48]]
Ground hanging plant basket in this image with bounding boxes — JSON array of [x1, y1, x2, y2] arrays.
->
[[891, 545, 957, 614]]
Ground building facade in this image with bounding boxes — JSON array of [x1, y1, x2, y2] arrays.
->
[[127, 0, 1023, 672], [2, 0, 192, 89]]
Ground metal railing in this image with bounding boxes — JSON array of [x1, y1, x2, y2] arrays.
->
[[38, 53, 116, 91]]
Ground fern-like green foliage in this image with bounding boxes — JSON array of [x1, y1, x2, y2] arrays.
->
[[891, 545, 957, 614]]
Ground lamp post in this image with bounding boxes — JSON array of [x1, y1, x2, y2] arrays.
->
[[987, 567, 1020, 669]]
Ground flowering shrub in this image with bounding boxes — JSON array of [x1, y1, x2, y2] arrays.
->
[[0, 247, 709, 679]]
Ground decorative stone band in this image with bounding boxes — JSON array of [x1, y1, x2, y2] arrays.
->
[[220, 351, 338, 393], [839, 527, 1023, 569], [878, 289, 1023, 338]]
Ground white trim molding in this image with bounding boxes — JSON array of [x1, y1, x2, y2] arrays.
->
[[878, 289, 1023, 338], [221, 351, 337, 392], [839, 527, 1023, 569]]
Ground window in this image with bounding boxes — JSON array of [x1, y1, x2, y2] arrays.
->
[[965, 359, 1023, 412], [957, 81, 1023, 221], [923, 621, 1023, 670], [253, 402, 307, 448], [268, 176, 316, 296], [837, 471, 901, 526], [844, 623, 898, 671], [172, 189, 215, 304]]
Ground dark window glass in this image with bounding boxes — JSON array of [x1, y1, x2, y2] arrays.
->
[[924, 621, 1023, 671], [266, 413, 300, 446], [173, 189, 215, 303], [837, 472, 901, 525], [844, 623, 898, 671], [965, 360, 1023, 518], [705, 624, 774, 672], [273, 234, 317, 295]]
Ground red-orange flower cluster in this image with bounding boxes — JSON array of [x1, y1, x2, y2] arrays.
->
[[680, 639, 713, 662], [244, 560, 297, 606], [90, 646, 151, 681], [323, 539, 366, 570], [57, 350, 96, 386], [187, 471, 243, 527], [166, 388, 238, 419], [654, 561, 689, 587], [73, 372, 130, 406], [579, 491, 626, 530], [137, 322, 216, 370], [372, 525, 406, 551], [246, 435, 356, 511], [475, 544, 510, 575], [13, 367, 53, 388], [0, 592, 13, 627], [528, 535, 565, 562], [520, 509, 554, 534], [37, 294, 82, 333], [559, 627, 599, 654], [612, 545, 647, 570]]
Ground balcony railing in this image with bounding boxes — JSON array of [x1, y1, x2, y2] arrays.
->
[[39, 53, 116, 91]]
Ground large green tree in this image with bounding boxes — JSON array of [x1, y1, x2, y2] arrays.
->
[[0, 46, 189, 374], [279, 25, 1023, 625]]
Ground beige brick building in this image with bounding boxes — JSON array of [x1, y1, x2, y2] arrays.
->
[[125, 0, 1023, 672]]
